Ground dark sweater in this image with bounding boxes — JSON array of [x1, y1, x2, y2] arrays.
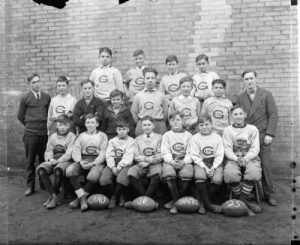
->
[[17, 91, 51, 135], [73, 96, 105, 133], [100, 104, 135, 139]]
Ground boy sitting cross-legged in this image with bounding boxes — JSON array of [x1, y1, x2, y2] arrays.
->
[[161, 111, 194, 214], [66, 113, 108, 212], [37, 114, 76, 209], [99, 119, 135, 208], [189, 115, 224, 214]]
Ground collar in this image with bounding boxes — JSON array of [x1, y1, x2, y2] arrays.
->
[[213, 95, 226, 99], [232, 123, 247, 128], [118, 135, 128, 140], [246, 86, 257, 95], [144, 88, 157, 93], [99, 64, 111, 69], [178, 94, 192, 100], [31, 90, 41, 98], [107, 104, 127, 113], [168, 70, 179, 76], [143, 132, 153, 138], [171, 129, 185, 133], [136, 65, 145, 70]]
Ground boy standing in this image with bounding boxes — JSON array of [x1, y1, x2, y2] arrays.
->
[[37, 114, 76, 209], [17, 73, 51, 196], [201, 79, 233, 136], [159, 55, 187, 102], [66, 113, 108, 212], [131, 68, 169, 136], [100, 119, 135, 208], [161, 111, 194, 214], [124, 49, 146, 103], [190, 115, 224, 214]]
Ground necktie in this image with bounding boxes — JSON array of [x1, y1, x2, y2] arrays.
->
[[36, 93, 40, 100]]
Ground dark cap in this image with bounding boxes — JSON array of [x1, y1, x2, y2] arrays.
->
[[54, 114, 71, 123]]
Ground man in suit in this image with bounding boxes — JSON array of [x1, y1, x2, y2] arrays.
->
[[17, 73, 51, 196], [236, 70, 279, 206]]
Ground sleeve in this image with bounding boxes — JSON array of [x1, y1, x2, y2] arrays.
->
[[222, 128, 238, 162], [113, 68, 124, 92], [243, 127, 260, 162], [265, 92, 279, 137], [126, 110, 136, 138], [159, 77, 166, 94], [152, 135, 162, 164], [95, 100, 105, 126], [124, 70, 131, 86], [99, 109, 108, 133], [196, 99, 201, 119], [183, 134, 193, 165], [134, 138, 146, 162], [200, 99, 208, 115], [72, 135, 83, 162], [70, 97, 77, 113], [72, 102, 85, 129], [212, 136, 224, 169], [117, 138, 135, 169], [168, 99, 176, 119], [89, 69, 95, 81], [189, 136, 206, 168], [93, 133, 108, 165], [161, 134, 173, 163], [131, 96, 139, 124], [57, 134, 76, 163], [44, 136, 55, 161], [106, 140, 116, 169], [17, 96, 26, 125], [162, 94, 169, 121], [47, 100, 54, 130]]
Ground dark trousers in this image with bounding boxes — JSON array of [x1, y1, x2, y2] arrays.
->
[[259, 133, 274, 198], [23, 134, 48, 187]]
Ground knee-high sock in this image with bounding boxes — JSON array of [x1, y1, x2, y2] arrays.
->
[[145, 174, 160, 198], [129, 176, 145, 196], [195, 182, 213, 210], [230, 182, 241, 199], [53, 168, 63, 194], [104, 183, 115, 197], [179, 180, 191, 197], [240, 180, 254, 202], [84, 180, 95, 194], [37, 169, 54, 195], [69, 176, 81, 191], [114, 183, 125, 200], [166, 179, 179, 201]]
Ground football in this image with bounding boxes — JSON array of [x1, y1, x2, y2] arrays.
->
[[132, 196, 159, 212], [175, 196, 200, 213], [87, 194, 109, 210], [222, 199, 248, 217]]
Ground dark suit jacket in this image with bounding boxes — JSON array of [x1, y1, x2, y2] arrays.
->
[[236, 87, 278, 137]]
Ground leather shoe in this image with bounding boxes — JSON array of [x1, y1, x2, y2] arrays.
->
[[25, 187, 34, 196]]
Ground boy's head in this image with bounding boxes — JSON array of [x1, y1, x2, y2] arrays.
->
[[26, 73, 40, 92], [81, 79, 94, 99], [56, 76, 69, 95], [140, 115, 155, 135], [165, 55, 179, 75], [143, 68, 158, 90], [115, 119, 130, 139], [110, 89, 124, 108], [84, 113, 99, 133], [168, 110, 183, 132], [99, 47, 112, 67], [198, 115, 212, 135], [179, 76, 193, 96], [133, 49, 145, 68], [55, 114, 71, 135], [212, 79, 226, 98], [195, 54, 209, 73], [230, 105, 246, 126], [242, 69, 258, 94]]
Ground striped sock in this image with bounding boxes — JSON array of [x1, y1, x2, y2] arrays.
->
[[231, 184, 241, 196], [241, 182, 254, 196]]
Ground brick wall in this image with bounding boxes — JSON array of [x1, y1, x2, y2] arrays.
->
[[1, 0, 298, 178]]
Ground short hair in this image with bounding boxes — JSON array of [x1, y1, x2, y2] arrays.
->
[[99, 47, 112, 56], [54, 114, 71, 124], [179, 76, 194, 87], [115, 118, 129, 128], [195, 54, 209, 63], [133, 49, 145, 57], [212, 79, 226, 88], [56, 76, 69, 85], [26, 73, 39, 83], [168, 110, 183, 121], [198, 115, 212, 124], [80, 79, 94, 87], [241, 69, 257, 78], [143, 67, 158, 77], [230, 105, 245, 114], [165, 55, 178, 64], [110, 89, 124, 99], [84, 113, 99, 122], [141, 115, 154, 123]]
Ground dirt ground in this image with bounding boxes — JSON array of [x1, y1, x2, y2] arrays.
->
[[0, 173, 298, 245]]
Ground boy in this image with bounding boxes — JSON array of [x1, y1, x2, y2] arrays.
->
[[37, 114, 76, 209], [190, 115, 224, 214], [125, 116, 162, 207], [161, 111, 193, 214], [66, 113, 108, 212], [47, 76, 77, 135], [159, 55, 187, 101], [90, 47, 124, 105], [223, 105, 262, 216], [100, 119, 135, 208], [169, 76, 201, 134], [73, 79, 104, 134], [17, 73, 51, 196], [201, 79, 233, 136], [100, 89, 135, 140], [124, 49, 146, 102], [131, 68, 169, 136]]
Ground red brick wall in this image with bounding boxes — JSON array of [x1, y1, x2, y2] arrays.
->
[[1, 0, 298, 178]]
